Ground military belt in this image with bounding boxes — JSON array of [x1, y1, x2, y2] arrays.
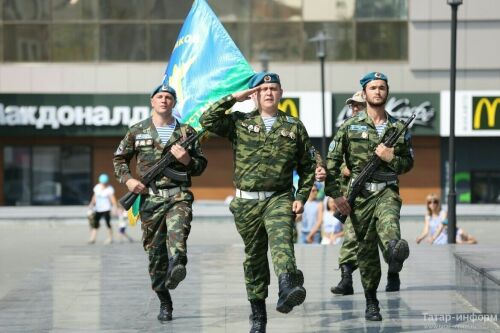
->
[[364, 180, 397, 192], [149, 186, 188, 198], [235, 189, 275, 200]]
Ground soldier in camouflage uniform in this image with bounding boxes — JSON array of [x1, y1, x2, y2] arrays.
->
[[113, 84, 207, 322], [200, 72, 316, 333], [325, 72, 414, 321], [331, 90, 403, 295], [330, 91, 366, 295]]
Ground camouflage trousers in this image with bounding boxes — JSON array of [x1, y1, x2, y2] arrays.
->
[[139, 190, 193, 292], [338, 217, 358, 267], [348, 186, 402, 291], [229, 191, 298, 301]]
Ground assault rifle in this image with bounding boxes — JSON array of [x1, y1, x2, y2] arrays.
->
[[334, 113, 416, 223], [119, 129, 206, 210]]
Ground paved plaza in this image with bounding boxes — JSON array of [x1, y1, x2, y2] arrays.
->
[[0, 213, 499, 332]]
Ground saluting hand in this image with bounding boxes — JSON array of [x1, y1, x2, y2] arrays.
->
[[375, 143, 394, 163], [232, 87, 260, 102], [171, 144, 191, 166]]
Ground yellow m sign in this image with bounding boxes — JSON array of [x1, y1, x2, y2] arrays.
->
[[278, 98, 299, 118], [473, 97, 500, 130]]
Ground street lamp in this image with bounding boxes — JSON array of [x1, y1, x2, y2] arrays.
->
[[309, 31, 332, 157], [258, 50, 271, 72], [447, 0, 462, 244]]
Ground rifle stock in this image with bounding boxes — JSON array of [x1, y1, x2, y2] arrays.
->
[[334, 113, 416, 223]]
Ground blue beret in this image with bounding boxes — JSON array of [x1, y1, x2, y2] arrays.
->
[[360, 72, 388, 88], [150, 84, 177, 100], [248, 72, 281, 88]]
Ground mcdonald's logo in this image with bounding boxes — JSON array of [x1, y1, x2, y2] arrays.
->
[[278, 98, 299, 118], [473, 97, 500, 130]]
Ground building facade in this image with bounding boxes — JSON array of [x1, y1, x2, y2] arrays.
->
[[1, 0, 499, 205]]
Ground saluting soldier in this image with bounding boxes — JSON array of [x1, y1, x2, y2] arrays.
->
[[325, 72, 414, 321], [113, 84, 207, 322], [200, 72, 316, 333]]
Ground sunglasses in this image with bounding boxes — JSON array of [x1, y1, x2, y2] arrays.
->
[[349, 103, 365, 109], [428, 200, 439, 204]]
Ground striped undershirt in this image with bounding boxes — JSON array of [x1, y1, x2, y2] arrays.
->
[[261, 116, 277, 132], [156, 122, 176, 144], [375, 121, 388, 137]]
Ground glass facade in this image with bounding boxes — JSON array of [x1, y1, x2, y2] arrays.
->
[[0, 0, 408, 62], [3, 146, 91, 206]]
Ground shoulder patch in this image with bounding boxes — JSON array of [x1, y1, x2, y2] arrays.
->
[[328, 141, 336, 152]]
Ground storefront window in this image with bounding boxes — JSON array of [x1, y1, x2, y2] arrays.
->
[[149, 23, 183, 61], [355, 21, 407, 60], [3, 145, 91, 206], [250, 22, 302, 61], [3, 24, 49, 61], [3, 0, 50, 21], [355, 0, 407, 19], [100, 24, 147, 61], [99, 0, 147, 20], [52, 24, 98, 61], [3, 146, 31, 206], [471, 171, 500, 204], [303, 22, 353, 61], [52, 0, 98, 21]]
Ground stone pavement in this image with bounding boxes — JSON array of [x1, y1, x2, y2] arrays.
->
[[0, 219, 499, 332]]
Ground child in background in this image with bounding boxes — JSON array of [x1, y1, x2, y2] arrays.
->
[[116, 205, 134, 243]]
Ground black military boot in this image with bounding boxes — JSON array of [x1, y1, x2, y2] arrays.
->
[[387, 239, 409, 273], [276, 270, 306, 314], [156, 291, 173, 322], [385, 272, 400, 292], [165, 253, 187, 290], [330, 264, 355, 295], [364, 290, 382, 321], [249, 299, 267, 333]]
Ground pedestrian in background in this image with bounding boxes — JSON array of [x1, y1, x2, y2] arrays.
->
[[297, 183, 323, 244], [416, 194, 447, 245], [113, 84, 207, 322], [321, 197, 344, 245], [325, 72, 414, 321], [200, 72, 316, 333], [88, 173, 117, 245]]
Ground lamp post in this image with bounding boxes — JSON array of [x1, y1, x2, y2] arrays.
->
[[258, 50, 271, 72], [447, 0, 462, 244], [309, 31, 331, 157]]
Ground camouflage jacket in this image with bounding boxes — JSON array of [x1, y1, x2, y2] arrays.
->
[[325, 111, 414, 199], [113, 117, 207, 188], [199, 95, 316, 204]]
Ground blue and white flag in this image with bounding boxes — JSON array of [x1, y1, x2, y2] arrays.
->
[[163, 0, 254, 130]]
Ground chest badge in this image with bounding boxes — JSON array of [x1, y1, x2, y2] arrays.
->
[[289, 132, 296, 139], [281, 129, 289, 137], [254, 125, 260, 133], [361, 132, 368, 139], [248, 124, 254, 132]]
